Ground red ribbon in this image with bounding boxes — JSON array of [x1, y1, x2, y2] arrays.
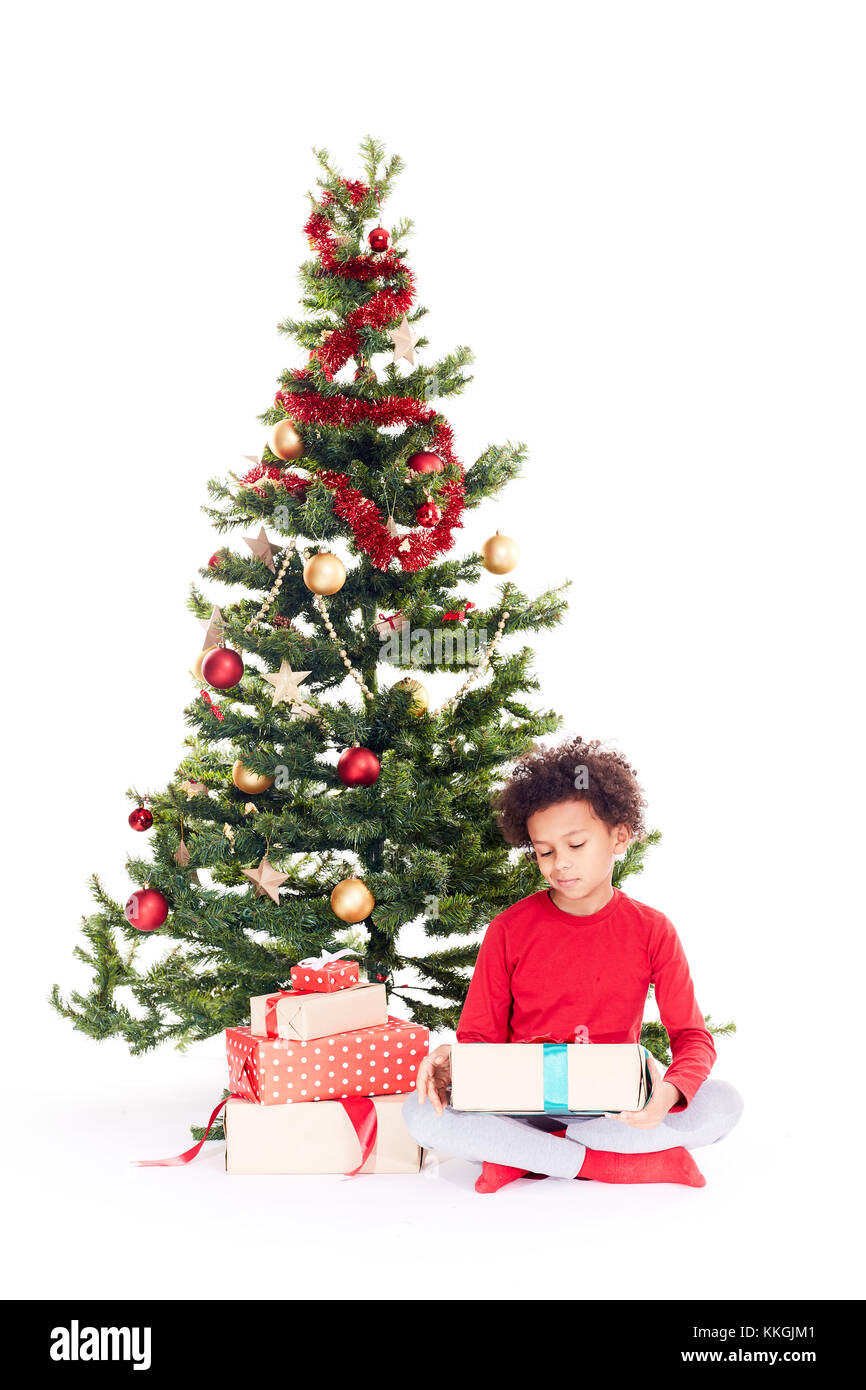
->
[[376, 610, 404, 630], [133, 1094, 242, 1167], [134, 1094, 378, 1175], [199, 689, 225, 721], [339, 1097, 378, 1177], [265, 991, 289, 1038], [263, 987, 314, 1039]]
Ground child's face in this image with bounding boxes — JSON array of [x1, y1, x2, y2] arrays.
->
[[526, 799, 630, 904]]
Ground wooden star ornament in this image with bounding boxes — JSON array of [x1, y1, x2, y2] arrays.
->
[[244, 527, 279, 573], [385, 513, 412, 553], [263, 660, 312, 707], [202, 607, 225, 650], [388, 315, 420, 366], [242, 855, 289, 904], [290, 700, 319, 721]]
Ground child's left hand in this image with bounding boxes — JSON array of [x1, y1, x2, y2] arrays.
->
[[604, 1057, 680, 1129]]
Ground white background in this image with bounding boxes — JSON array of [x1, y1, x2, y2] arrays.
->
[[2, 1, 864, 1301]]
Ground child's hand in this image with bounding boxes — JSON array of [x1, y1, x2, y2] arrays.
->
[[604, 1057, 679, 1129], [415, 1044, 452, 1116]]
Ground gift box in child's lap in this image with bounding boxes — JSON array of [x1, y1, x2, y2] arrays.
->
[[224, 1094, 422, 1174], [450, 1041, 653, 1114], [249, 981, 386, 1041], [227, 1016, 429, 1105]]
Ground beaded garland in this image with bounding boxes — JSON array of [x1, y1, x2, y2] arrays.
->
[[224, 531, 509, 720]]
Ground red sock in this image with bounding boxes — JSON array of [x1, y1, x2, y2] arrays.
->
[[475, 1129, 569, 1194], [577, 1146, 706, 1187], [475, 1162, 528, 1193]]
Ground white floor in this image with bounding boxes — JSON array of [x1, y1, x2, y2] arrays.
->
[[3, 1015, 853, 1302]]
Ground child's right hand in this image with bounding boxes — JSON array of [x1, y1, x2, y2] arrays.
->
[[415, 1043, 452, 1115]]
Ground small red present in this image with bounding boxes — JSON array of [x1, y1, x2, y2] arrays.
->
[[226, 1016, 429, 1106], [442, 601, 476, 622], [290, 948, 360, 994]]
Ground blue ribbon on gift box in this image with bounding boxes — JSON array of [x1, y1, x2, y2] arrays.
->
[[542, 1042, 569, 1111]]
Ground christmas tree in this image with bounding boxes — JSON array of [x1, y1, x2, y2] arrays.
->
[[52, 139, 691, 1058]]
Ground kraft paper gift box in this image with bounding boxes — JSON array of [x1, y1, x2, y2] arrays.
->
[[289, 957, 360, 994], [249, 981, 386, 1041], [224, 1094, 423, 1174], [450, 1042, 653, 1115], [226, 1015, 429, 1106], [372, 609, 408, 637]]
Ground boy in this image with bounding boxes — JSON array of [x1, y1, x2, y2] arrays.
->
[[402, 737, 743, 1194]]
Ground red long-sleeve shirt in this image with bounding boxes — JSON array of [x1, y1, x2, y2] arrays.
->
[[456, 887, 715, 1111]]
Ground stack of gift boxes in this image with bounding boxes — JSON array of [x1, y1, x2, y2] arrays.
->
[[223, 955, 430, 1175]]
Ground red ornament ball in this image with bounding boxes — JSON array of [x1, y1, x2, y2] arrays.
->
[[124, 888, 169, 932], [337, 746, 381, 787], [208, 552, 222, 568], [201, 646, 244, 690], [407, 451, 444, 474], [368, 227, 390, 252], [128, 806, 153, 832], [416, 500, 441, 528]]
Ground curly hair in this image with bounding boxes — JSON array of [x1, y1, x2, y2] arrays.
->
[[493, 737, 647, 847]]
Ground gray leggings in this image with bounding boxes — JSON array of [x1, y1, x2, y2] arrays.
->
[[402, 1079, 744, 1179]]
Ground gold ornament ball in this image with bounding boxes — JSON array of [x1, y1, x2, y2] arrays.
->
[[231, 759, 275, 795], [481, 531, 520, 575], [395, 677, 429, 715], [192, 645, 218, 680], [303, 551, 346, 596], [269, 419, 304, 461], [330, 876, 375, 923]]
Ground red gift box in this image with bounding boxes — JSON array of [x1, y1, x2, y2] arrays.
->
[[290, 952, 360, 994], [226, 1016, 429, 1106]]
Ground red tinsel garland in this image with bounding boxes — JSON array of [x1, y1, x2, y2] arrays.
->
[[242, 456, 465, 573], [303, 210, 417, 380], [244, 179, 466, 573]]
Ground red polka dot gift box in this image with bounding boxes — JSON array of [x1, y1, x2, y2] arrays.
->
[[289, 952, 360, 994], [226, 1016, 430, 1106]]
